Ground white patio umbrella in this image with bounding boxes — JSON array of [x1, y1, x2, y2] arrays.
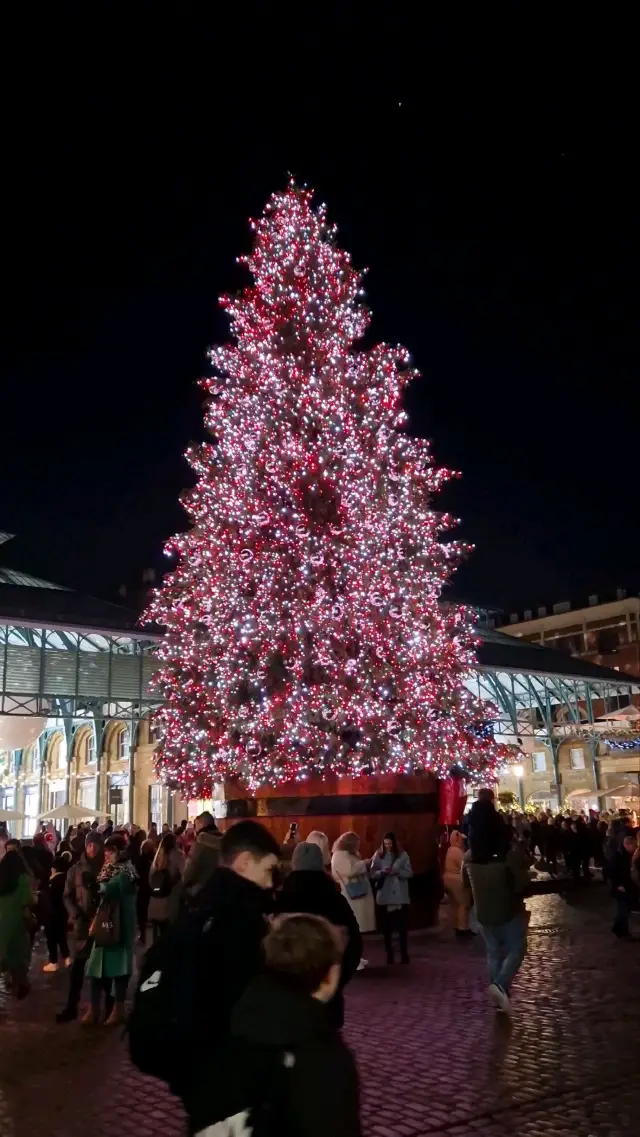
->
[[596, 706, 640, 722], [602, 783, 640, 800], [0, 809, 23, 822], [37, 803, 102, 822]]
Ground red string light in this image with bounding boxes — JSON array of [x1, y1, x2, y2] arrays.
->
[[146, 182, 509, 796]]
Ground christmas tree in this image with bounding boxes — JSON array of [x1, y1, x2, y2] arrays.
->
[[148, 183, 506, 796]]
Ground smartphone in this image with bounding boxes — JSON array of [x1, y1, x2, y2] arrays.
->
[[289, 821, 298, 837]]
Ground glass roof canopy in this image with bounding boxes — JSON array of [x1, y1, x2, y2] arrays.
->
[[1, 618, 637, 744]]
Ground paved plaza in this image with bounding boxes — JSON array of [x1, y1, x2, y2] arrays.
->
[[1, 888, 639, 1137]]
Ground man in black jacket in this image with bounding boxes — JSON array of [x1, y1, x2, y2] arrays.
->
[[189, 912, 362, 1137], [610, 831, 639, 939], [178, 821, 281, 1119], [275, 841, 362, 1027], [56, 830, 104, 1022]]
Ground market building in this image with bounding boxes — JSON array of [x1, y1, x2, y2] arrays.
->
[[1, 533, 638, 839], [0, 532, 183, 835], [496, 593, 640, 810]]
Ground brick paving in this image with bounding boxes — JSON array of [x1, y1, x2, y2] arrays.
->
[[1, 887, 639, 1137]]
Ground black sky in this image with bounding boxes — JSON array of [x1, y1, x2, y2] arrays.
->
[[2, 6, 637, 614]]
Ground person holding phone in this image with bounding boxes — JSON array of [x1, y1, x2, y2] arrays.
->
[[370, 833, 413, 964]]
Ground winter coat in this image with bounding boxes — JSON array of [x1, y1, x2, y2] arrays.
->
[[275, 869, 362, 1027], [171, 824, 222, 918], [188, 975, 362, 1137], [610, 848, 640, 905], [191, 866, 270, 1037], [462, 846, 530, 927], [443, 844, 465, 892], [85, 859, 138, 980], [0, 872, 33, 973], [148, 849, 185, 923], [331, 850, 376, 933], [370, 850, 413, 907], [49, 868, 68, 919], [64, 853, 102, 940]]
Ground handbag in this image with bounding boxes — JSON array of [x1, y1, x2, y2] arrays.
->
[[345, 877, 368, 900], [90, 899, 121, 948]]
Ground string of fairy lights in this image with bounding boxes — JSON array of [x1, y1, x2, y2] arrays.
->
[[147, 182, 512, 796]]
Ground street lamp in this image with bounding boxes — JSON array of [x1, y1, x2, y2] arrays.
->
[[511, 764, 525, 809]]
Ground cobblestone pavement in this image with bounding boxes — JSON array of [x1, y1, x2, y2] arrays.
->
[[1, 887, 639, 1137]]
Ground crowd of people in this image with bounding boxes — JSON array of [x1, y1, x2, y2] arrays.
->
[[0, 798, 638, 1134], [441, 791, 640, 1016]]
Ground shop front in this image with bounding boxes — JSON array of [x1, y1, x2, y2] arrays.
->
[[108, 773, 129, 827], [22, 784, 39, 836], [47, 779, 66, 815], [76, 776, 97, 813], [149, 783, 163, 829], [0, 786, 15, 813]]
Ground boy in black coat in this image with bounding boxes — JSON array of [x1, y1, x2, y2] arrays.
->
[[189, 912, 362, 1137]]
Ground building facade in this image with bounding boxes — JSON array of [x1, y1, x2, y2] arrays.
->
[[0, 533, 185, 836], [496, 594, 640, 810]]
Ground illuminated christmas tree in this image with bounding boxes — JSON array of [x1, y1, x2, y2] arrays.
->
[[148, 183, 506, 796]]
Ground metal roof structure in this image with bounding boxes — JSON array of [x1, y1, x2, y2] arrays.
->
[[475, 625, 636, 685]]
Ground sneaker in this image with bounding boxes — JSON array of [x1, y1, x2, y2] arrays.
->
[[356, 959, 367, 971], [488, 983, 512, 1015], [42, 962, 59, 973]]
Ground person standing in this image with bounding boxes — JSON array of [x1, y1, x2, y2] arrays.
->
[[370, 833, 413, 964], [134, 837, 155, 942], [0, 848, 34, 999], [610, 831, 640, 939], [306, 829, 331, 868], [463, 825, 531, 1015], [171, 810, 222, 917], [148, 832, 184, 941], [42, 855, 72, 972], [161, 821, 281, 1113], [56, 830, 104, 1022], [275, 841, 362, 1027], [83, 834, 138, 1025], [442, 830, 472, 937], [331, 832, 376, 937]]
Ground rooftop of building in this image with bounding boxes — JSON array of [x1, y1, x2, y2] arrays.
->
[[495, 589, 640, 629], [0, 533, 145, 635]]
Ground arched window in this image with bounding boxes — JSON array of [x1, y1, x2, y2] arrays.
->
[[27, 745, 39, 776], [46, 732, 65, 773], [118, 726, 131, 761], [86, 731, 96, 766]]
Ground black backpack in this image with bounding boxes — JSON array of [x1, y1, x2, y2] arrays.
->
[[148, 867, 173, 898], [128, 905, 218, 1088]]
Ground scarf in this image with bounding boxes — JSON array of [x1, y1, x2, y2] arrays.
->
[[98, 854, 139, 886]]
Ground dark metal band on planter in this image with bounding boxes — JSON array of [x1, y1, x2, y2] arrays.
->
[[221, 792, 439, 819]]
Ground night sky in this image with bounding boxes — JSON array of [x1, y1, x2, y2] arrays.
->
[[2, 8, 637, 616]]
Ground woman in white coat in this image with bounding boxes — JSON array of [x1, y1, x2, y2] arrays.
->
[[331, 831, 376, 934]]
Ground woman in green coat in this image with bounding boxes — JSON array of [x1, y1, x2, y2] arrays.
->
[[0, 849, 35, 998], [84, 834, 138, 1025]]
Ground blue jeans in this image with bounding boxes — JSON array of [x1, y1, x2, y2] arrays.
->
[[479, 913, 528, 993]]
